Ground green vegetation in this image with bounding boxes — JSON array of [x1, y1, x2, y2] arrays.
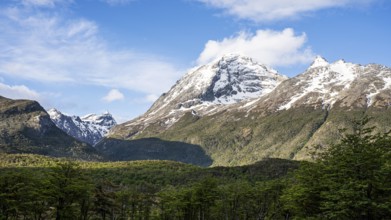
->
[[1, 117, 390, 219], [0, 153, 298, 219], [102, 107, 391, 166], [282, 117, 391, 219], [0, 96, 101, 161]]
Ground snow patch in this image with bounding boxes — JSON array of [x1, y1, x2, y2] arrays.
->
[[47, 108, 117, 146], [279, 59, 359, 110]]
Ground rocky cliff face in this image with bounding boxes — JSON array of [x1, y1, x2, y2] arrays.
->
[[48, 109, 116, 146], [98, 55, 391, 166], [0, 96, 101, 161]]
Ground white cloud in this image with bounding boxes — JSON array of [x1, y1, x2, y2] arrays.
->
[[0, 82, 40, 100], [197, 28, 314, 67], [197, 0, 376, 22], [0, 5, 182, 95], [102, 89, 125, 102]]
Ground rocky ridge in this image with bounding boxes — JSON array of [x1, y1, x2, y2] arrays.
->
[[48, 108, 116, 146], [239, 56, 391, 113]]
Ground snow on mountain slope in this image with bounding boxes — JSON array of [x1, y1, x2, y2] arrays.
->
[[243, 57, 391, 112], [48, 108, 116, 146], [109, 55, 391, 142], [151, 54, 286, 110], [149, 55, 284, 116], [278, 58, 359, 110], [113, 54, 288, 137], [81, 112, 117, 136]]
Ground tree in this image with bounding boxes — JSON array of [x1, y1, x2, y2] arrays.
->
[[49, 161, 94, 220], [0, 169, 51, 220], [319, 118, 391, 219], [93, 180, 117, 220], [283, 117, 391, 219]]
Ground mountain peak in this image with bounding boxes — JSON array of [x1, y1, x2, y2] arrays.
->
[[334, 59, 346, 64], [175, 54, 286, 104], [215, 54, 275, 71], [47, 108, 61, 114], [134, 54, 289, 130], [82, 112, 115, 124], [309, 56, 329, 69], [47, 108, 64, 120], [218, 53, 255, 62], [48, 109, 117, 146]]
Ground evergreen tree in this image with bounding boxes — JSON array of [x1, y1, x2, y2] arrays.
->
[[49, 161, 94, 220], [282, 117, 391, 219]]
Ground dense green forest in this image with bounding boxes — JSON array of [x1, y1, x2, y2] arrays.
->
[[1, 118, 390, 219]]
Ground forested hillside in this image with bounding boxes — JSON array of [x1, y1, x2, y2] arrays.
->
[[1, 118, 390, 219]]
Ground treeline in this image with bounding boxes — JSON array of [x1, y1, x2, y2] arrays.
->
[[0, 118, 391, 219], [0, 159, 296, 220]]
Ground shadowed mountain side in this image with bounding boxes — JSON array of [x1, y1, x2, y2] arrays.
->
[[95, 138, 213, 167]]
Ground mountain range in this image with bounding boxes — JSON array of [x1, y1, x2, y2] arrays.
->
[[0, 96, 101, 160], [1, 54, 390, 166], [97, 54, 391, 166]]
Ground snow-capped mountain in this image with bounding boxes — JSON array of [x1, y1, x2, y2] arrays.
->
[[99, 55, 391, 166], [111, 54, 287, 138], [243, 56, 391, 112], [48, 108, 117, 146]]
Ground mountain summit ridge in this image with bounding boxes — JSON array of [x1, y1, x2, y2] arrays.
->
[[151, 54, 287, 108], [253, 58, 391, 112], [48, 108, 116, 146], [99, 55, 391, 166], [110, 54, 288, 138]]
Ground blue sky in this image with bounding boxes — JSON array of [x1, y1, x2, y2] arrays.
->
[[0, 0, 390, 122]]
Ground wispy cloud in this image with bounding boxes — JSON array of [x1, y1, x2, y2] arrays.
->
[[197, 28, 314, 67], [21, 0, 72, 8], [0, 3, 182, 95], [197, 0, 376, 22], [102, 89, 125, 102]]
